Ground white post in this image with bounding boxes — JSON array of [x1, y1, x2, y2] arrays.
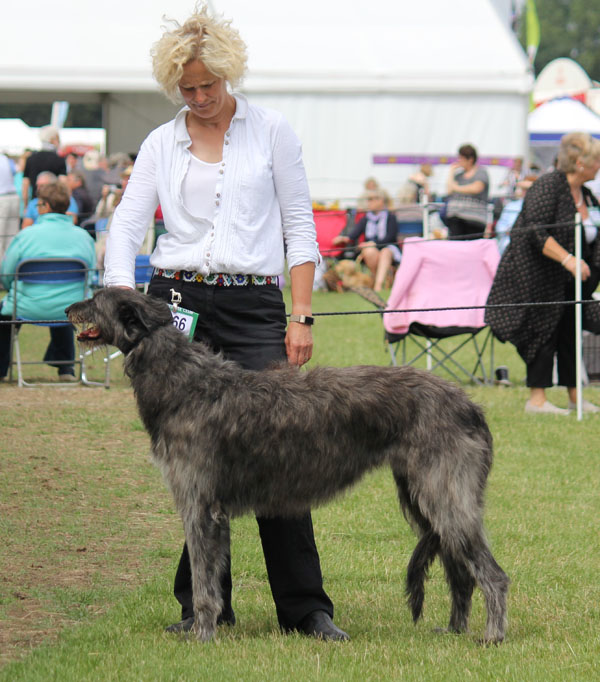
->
[[574, 213, 583, 421], [421, 197, 432, 368]]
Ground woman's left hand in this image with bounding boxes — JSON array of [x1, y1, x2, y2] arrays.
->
[[285, 322, 313, 366], [564, 256, 591, 281]]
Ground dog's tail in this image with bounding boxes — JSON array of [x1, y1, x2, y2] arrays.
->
[[405, 530, 440, 622]]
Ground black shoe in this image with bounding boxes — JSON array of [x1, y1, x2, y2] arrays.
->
[[297, 610, 350, 642], [165, 616, 194, 633], [165, 611, 236, 633], [217, 610, 236, 627]]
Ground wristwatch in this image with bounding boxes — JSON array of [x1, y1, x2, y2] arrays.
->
[[289, 314, 314, 326]]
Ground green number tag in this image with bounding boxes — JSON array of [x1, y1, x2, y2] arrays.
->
[[168, 305, 198, 341]]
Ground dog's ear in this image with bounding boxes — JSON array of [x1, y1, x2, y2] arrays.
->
[[117, 296, 172, 351]]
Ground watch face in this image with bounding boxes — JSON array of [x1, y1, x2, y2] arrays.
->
[[290, 314, 314, 325]]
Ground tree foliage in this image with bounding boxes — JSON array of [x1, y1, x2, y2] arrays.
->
[[518, 0, 600, 81]]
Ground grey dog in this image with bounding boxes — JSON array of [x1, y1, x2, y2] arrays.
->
[[66, 287, 509, 643]]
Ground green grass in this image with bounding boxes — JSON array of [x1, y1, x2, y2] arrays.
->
[[1, 288, 599, 680]]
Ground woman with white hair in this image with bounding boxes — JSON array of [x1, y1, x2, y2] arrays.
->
[[486, 132, 600, 414], [103, 5, 348, 641]]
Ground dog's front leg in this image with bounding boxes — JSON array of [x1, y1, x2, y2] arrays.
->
[[181, 502, 230, 642]]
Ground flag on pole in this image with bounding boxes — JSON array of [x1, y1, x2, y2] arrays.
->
[[526, 0, 540, 68], [50, 101, 70, 129]]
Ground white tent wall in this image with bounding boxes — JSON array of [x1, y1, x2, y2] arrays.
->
[[251, 91, 529, 201], [103, 93, 178, 156], [1, 0, 531, 202]]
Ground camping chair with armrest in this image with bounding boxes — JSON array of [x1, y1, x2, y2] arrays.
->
[[383, 238, 500, 385], [8, 258, 109, 388], [313, 210, 349, 260]]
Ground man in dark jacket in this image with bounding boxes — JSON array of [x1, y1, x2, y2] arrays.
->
[[21, 125, 66, 204]]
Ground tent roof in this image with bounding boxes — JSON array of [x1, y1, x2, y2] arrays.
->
[[1, 0, 530, 94], [0, 119, 41, 155], [533, 58, 592, 105], [528, 97, 600, 138]]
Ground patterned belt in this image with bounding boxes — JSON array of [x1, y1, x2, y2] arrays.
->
[[154, 269, 278, 287]]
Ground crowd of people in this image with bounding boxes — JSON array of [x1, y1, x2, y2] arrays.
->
[[0, 133, 134, 262], [0, 128, 138, 382]]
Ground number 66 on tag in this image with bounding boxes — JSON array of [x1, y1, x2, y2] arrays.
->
[[168, 304, 199, 341]]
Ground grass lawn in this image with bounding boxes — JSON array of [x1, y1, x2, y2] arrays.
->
[[0, 288, 599, 681]]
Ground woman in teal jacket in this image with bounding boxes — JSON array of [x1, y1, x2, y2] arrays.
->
[[0, 181, 96, 380]]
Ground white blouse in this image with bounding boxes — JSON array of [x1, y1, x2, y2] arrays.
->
[[182, 155, 220, 221], [104, 94, 319, 288]]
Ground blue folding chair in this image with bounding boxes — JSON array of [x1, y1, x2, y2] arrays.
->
[[134, 254, 153, 291], [8, 258, 108, 388]]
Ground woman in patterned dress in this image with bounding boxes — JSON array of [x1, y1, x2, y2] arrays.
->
[[486, 133, 600, 414]]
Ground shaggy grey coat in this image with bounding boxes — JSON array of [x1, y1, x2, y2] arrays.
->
[[67, 288, 509, 643]]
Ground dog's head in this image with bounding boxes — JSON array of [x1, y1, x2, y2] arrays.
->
[[334, 259, 358, 277], [66, 288, 173, 354]]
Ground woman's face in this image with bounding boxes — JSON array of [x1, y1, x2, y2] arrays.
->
[[179, 60, 230, 121], [579, 157, 600, 183], [366, 194, 385, 212], [457, 155, 474, 170]]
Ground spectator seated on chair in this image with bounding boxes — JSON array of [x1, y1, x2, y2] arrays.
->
[[395, 180, 424, 239], [332, 190, 401, 292], [493, 175, 537, 255], [21, 172, 78, 229], [66, 170, 95, 230], [0, 181, 96, 381]]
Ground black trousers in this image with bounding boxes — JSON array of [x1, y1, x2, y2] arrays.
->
[[0, 314, 75, 378], [526, 301, 576, 388], [446, 217, 486, 240], [146, 275, 334, 629]]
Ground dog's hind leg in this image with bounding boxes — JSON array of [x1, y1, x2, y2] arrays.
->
[[181, 502, 230, 642], [439, 551, 475, 634], [464, 539, 509, 644], [406, 529, 440, 623], [395, 472, 441, 623]]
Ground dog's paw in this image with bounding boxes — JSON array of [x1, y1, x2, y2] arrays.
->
[[192, 621, 217, 643]]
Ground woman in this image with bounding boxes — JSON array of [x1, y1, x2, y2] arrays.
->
[[486, 132, 600, 414], [103, 7, 348, 641], [0, 181, 96, 381], [445, 144, 489, 239], [332, 190, 401, 291]]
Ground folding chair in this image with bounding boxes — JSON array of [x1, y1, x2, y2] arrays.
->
[[134, 254, 153, 291], [313, 210, 348, 259], [8, 258, 108, 388], [383, 239, 500, 385]]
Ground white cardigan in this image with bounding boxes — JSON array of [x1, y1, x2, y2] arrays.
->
[[104, 94, 319, 288]]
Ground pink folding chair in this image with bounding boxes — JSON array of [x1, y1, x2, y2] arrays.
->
[[384, 238, 500, 384]]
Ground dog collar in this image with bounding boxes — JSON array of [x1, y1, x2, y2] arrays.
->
[[289, 314, 314, 326]]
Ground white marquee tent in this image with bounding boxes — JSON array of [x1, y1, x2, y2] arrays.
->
[[1, 0, 531, 200], [528, 97, 600, 169]]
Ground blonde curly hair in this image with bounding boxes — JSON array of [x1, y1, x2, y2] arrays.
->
[[151, 4, 248, 104], [557, 132, 600, 173]]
